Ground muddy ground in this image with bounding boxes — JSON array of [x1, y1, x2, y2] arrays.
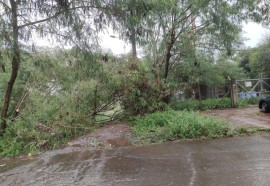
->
[[203, 105, 270, 129]]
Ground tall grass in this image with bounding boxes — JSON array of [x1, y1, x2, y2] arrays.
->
[[130, 110, 230, 143]]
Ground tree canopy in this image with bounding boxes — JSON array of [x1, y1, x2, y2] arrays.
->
[[238, 35, 270, 78]]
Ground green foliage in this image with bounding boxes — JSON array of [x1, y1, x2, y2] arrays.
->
[[237, 97, 260, 107], [0, 91, 95, 157], [0, 50, 30, 118], [120, 61, 168, 115], [0, 49, 124, 156], [0, 138, 25, 157], [141, 0, 253, 78], [232, 127, 270, 137], [0, 0, 264, 157], [171, 98, 231, 111], [249, 0, 270, 25], [172, 53, 245, 94], [171, 97, 260, 111], [238, 36, 270, 78], [130, 110, 230, 143]]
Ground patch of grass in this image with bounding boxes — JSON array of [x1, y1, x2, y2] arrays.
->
[[171, 98, 231, 111], [171, 97, 260, 111], [130, 110, 231, 143], [130, 109, 270, 144], [233, 127, 270, 136], [237, 97, 260, 107], [0, 114, 95, 157]]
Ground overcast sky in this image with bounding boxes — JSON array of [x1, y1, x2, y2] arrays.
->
[[100, 22, 270, 55], [36, 22, 269, 54], [242, 22, 270, 47]]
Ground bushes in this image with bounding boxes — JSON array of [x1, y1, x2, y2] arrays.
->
[[0, 51, 122, 157], [171, 98, 231, 111], [171, 97, 260, 111], [0, 91, 97, 157], [120, 62, 168, 115], [237, 97, 260, 107], [130, 110, 230, 143]]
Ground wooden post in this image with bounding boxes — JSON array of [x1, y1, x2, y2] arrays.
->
[[260, 74, 263, 97], [230, 79, 237, 108]]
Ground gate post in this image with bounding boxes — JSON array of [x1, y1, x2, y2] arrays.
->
[[231, 79, 237, 108]]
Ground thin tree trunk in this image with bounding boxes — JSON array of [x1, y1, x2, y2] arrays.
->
[[197, 82, 202, 100], [1, 0, 20, 135], [130, 26, 137, 62], [163, 37, 174, 104]]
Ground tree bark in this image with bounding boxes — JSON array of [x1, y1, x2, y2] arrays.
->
[[1, 0, 20, 135], [164, 44, 172, 80], [130, 26, 137, 62], [197, 82, 202, 100], [162, 32, 174, 104]]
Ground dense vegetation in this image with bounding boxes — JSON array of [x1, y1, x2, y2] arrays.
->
[[238, 36, 270, 78], [171, 97, 260, 111], [0, 0, 269, 156], [131, 110, 230, 143]]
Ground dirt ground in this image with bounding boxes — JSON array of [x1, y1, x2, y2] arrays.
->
[[203, 105, 270, 129], [67, 123, 132, 149]]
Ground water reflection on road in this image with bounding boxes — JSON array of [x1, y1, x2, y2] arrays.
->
[[1, 135, 270, 186]]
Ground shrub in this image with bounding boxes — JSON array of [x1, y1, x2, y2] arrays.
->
[[130, 110, 230, 143], [171, 98, 231, 111], [171, 97, 260, 111], [0, 51, 123, 157], [121, 63, 168, 115], [0, 92, 96, 157], [237, 97, 260, 107]]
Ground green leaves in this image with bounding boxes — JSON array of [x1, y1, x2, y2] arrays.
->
[[130, 110, 229, 143], [238, 36, 270, 78]]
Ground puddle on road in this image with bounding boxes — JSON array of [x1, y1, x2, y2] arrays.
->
[[0, 157, 36, 173], [106, 136, 131, 148], [46, 150, 101, 166], [0, 124, 132, 175]]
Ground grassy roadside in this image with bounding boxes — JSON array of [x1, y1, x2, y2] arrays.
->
[[0, 97, 264, 157], [129, 109, 268, 144]]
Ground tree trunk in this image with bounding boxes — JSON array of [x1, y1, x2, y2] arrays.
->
[[130, 26, 137, 62], [163, 38, 173, 104], [1, 0, 20, 135], [164, 45, 172, 80], [197, 82, 202, 101]]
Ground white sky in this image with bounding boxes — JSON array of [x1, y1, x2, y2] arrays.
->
[[99, 31, 129, 55], [36, 22, 269, 54], [100, 22, 270, 54], [242, 22, 270, 47]]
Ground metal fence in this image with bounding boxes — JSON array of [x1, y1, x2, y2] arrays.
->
[[236, 78, 270, 98]]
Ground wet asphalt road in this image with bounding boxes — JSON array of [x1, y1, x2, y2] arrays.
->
[[1, 135, 270, 186]]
